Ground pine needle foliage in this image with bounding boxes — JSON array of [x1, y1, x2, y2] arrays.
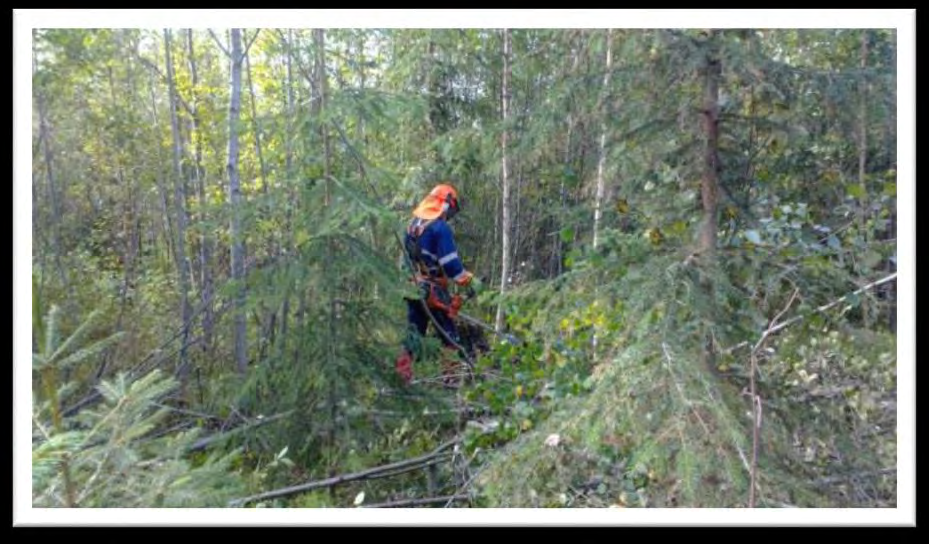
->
[[473, 232, 839, 507], [33, 306, 246, 507]]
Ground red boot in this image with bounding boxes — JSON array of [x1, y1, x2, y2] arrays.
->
[[395, 350, 413, 384]]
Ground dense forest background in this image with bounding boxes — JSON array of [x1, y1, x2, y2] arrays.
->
[[18, 11, 913, 522]]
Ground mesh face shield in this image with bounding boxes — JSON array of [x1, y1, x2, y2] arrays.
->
[[445, 195, 460, 220]]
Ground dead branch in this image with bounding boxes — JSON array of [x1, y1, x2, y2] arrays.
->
[[134, 52, 196, 119], [242, 29, 261, 59], [368, 456, 448, 481], [813, 467, 895, 487], [748, 288, 799, 508], [208, 29, 231, 59], [228, 438, 459, 507], [360, 494, 470, 508], [275, 29, 316, 89], [724, 272, 897, 354], [789, 383, 861, 403], [187, 410, 294, 453]]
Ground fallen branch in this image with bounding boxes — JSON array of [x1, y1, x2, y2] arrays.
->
[[228, 438, 459, 507], [445, 448, 484, 507], [789, 383, 861, 403], [365, 409, 464, 418], [61, 297, 233, 418], [360, 494, 470, 508], [724, 272, 897, 354], [813, 467, 895, 487], [153, 402, 224, 422], [748, 288, 799, 508], [369, 456, 450, 481], [187, 410, 293, 453]]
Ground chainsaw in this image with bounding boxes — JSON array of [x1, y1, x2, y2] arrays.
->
[[455, 310, 523, 346]]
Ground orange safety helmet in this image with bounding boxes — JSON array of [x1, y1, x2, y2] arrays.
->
[[412, 183, 460, 221]]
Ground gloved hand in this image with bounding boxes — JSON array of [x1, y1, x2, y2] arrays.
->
[[468, 275, 485, 296]]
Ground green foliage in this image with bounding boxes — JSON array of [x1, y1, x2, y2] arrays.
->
[[30, 27, 897, 508], [33, 369, 247, 507], [756, 326, 896, 506], [468, 225, 889, 507], [32, 306, 247, 507]]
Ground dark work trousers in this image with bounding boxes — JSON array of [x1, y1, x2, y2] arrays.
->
[[404, 297, 460, 357]]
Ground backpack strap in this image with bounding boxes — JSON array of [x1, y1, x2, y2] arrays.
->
[[407, 217, 435, 238], [404, 218, 435, 275]]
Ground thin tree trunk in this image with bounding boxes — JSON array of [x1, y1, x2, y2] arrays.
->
[[356, 31, 379, 301], [226, 29, 248, 375], [490, 191, 498, 292], [495, 28, 512, 333], [245, 49, 269, 198], [699, 32, 721, 261], [147, 63, 176, 271], [100, 34, 138, 380], [513, 163, 522, 281], [294, 293, 307, 368], [188, 29, 215, 359], [291, 33, 308, 371], [245, 41, 276, 356], [590, 29, 615, 352], [278, 28, 296, 363], [699, 30, 722, 375], [34, 43, 67, 289], [315, 27, 339, 497], [592, 29, 613, 251], [164, 29, 194, 387], [858, 30, 871, 327], [555, 36, 582, 278], [427, 36, 441, 137]]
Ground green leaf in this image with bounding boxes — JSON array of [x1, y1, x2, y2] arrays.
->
[[862, 250, 883, 270], [560, 227, 574, 244], [846, 292, 861, 308], [847, 184, 866, 200], [827, 235, 842, 250]]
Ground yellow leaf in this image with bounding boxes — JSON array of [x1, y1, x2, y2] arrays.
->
[[647, 228, 664, 245], [294, 230, 310, 248], [515, 385, 523, 398], [616, 198, 629, 214], [521, 419, 533, 431]]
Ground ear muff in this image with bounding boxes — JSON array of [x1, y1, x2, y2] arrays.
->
[[445, 192, 460, 219]]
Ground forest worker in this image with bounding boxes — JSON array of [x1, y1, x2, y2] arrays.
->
[[395, 183, 484, 386]]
